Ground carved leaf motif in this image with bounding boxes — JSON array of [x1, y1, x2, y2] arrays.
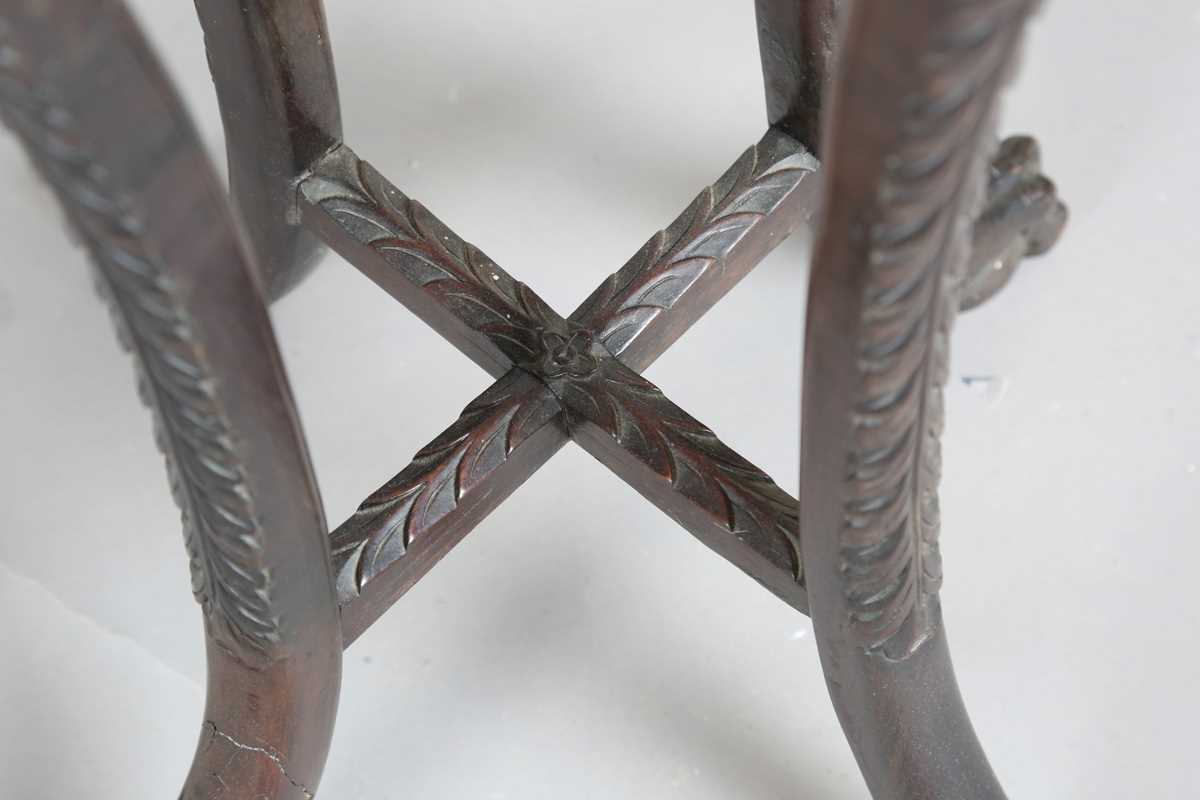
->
[[302, 147, 560, 366], [330, 372, 559, 598], [573, 136, 817, 359], [841, 0, 1031, 659], [0, 38, 278, 659], [555, 357, 802, 582]]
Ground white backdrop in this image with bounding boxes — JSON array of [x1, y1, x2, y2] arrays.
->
[[1, 1, 1197, 797]]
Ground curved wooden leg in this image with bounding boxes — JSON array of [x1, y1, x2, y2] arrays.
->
[[183, 646, 340, 799], [0, 3, 342, 797], [801, 1, 1047, 797], [757, 3, 1064, 314], [755, 0, 841, 155], [193, 0, 342, 299]]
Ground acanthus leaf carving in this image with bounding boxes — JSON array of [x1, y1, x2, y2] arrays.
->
[[550, 354, 802, 584], [0, 30, 279, 660], [840, 0, 1032, 659], [301, 146, 561, 368], [330, 370, 561, 600], [572, 134, 818, 362]]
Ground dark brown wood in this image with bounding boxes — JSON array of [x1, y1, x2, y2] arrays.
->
[[962, 135, 1068, 310], [327, 131, 819, 642], [193, 0, 342, 299], [756, 0, 840, 153], [2, 0, 1071, 795], [299, 143, 561, 378], [0, 3, 340, 797], [322, 122, 1063, 645], [801, 0, 1039, 796], [551, 352, 806, 611], [570, 129, 820, 371], [756, 0, 1063, 304], [333, 370, 567, 644]]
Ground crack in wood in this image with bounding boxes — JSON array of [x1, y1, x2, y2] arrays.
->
[[203, 722, 314, 799]]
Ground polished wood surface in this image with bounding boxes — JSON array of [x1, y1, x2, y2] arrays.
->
[[0, 3, 340, 797], [802, 2, 1043, 796], [0, 0, 1066, 796]]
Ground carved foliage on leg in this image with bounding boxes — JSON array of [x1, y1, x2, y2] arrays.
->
[[840, 0, 1035, 660], [0, 24, 279, 662]]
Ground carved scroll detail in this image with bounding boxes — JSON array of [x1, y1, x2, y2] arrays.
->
[[572, 132, 817, 363], [841, 0, 1032, 659], [321, 132, 819, 626], [961, 134, 1068, 311], [0, 31, 279, 659]]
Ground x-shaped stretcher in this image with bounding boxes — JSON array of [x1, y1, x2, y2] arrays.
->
[[298, 130, 1060, 644]]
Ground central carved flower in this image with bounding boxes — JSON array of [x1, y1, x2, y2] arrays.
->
[[536, 327, 598, 380]]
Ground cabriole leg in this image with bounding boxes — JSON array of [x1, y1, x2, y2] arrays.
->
[[801, 0, 1047, 797], [0, 2, 342, 797]]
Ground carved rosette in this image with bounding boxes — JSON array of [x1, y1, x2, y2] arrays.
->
[[0, 25, 279, 659], [839, 0, 1035, 660], [527, 325, 600, 381], [319, 132, 817, 612]]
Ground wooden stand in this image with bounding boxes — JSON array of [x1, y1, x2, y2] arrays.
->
[[0, 1, 1065, 797]]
